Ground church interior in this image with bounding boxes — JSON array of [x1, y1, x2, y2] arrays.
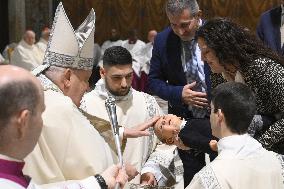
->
[[0, 0, 284, 189], [0, 0, 280, 52]]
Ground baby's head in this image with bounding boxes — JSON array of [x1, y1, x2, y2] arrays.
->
[[154, 114, 183, 145]]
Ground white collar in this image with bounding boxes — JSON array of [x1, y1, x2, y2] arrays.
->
[[94, 78, 133, 101], [180, 119, 187, 130], [19, 40, 34, 49], [221, 71, 245, 84], [37, 74, 63, 93], [39, 38, 48, 44], [217, 134, 263, 159]]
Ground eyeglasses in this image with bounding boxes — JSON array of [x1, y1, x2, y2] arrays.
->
[[170, 17, 197, 30]]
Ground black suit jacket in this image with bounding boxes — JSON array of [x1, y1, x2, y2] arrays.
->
[[257, 6, 284, 55], [148, 26, 212, 118], [179, 118, 217, 154]]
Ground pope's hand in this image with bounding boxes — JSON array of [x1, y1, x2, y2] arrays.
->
[[125, 163, 139, 181], [101, 164, 128, 189], [123, 116, 160, 138]]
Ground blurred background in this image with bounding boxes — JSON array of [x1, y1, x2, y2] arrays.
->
[[0, 0, 280, 53]]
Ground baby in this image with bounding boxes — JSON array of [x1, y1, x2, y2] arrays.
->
[[154, 114, 218, 152]]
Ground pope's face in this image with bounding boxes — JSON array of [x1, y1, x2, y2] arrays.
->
[[154, 114, 182, 144], [68, 69, 92, 107]]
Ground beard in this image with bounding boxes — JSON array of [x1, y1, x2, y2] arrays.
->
[[105, 80, 130, 96], [109, 87, 130, 96]]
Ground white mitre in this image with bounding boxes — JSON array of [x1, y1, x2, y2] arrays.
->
[[32, 2, 96, 76]]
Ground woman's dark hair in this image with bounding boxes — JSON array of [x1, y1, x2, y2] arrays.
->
[[196, 18, 284, 68]]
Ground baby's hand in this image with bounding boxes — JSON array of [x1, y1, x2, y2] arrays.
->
[[209, 140, 218, 151]]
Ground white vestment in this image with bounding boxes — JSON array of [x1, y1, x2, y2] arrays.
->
[[0, 53, 4, 62], [122, 40, 145, 78], [136, 42, 153, 75], [81, 79, 184, 188], [122, 40, 145, 58], [24, 74, 114, 184], [0, 154, 101, 189], [101, 40, 123, 55], [0, 177, 101, 189], [131, 42, 152, 77], [11, 40, 43, 71], [132, 42, 168, 114], [187, 134, 284, 189], [36, 38, 48, 55]]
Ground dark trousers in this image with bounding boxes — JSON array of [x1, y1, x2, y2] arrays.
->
[[177, 118, 218, 187], [178, 149, 206, 187]]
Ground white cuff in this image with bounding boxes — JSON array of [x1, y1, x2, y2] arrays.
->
[[79, 177, 101, 189], [180, 119, 187, 130], [141, 162, 164, 184], [42, 176, 101, 189]]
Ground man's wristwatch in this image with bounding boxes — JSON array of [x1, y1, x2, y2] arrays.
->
[[94, 174, 108, 189]]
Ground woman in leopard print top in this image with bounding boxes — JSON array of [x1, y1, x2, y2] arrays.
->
[[195, 18, 284, 154]]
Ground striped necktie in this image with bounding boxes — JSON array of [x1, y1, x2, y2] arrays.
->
[[182, 40, 207, 118]]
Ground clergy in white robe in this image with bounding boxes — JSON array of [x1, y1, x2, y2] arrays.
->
[[22, 3, 116, 184], [0, 53, 5, 63], [132, 40, 153, 82], [81, 80, 183, 189], [187, 82, 284, 189], [122, 29, 145, 58], [81, 79, 161, 182], [0, 154, 101, 189], [81, 46, 184, 188], [136, 30, 157, 75], [122, 39, 145, 59], [0, 65, 128, 189], [23, 74, 115, 183], [11, 30, 43, 71], [101, 39, 123, 55], [36, 28, 50, 56], [24, 3, 140, 185], [36, 38, 48, 54], [101, 29, 123, 56], [137, 42, 153, 74]]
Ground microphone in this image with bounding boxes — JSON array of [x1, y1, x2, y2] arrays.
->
[[105, 96, 123, 189]]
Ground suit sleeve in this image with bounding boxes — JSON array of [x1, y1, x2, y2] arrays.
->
[[148, 34, 184, 104], [256, 14, 265, 41], [179, 119, 216, 154]]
